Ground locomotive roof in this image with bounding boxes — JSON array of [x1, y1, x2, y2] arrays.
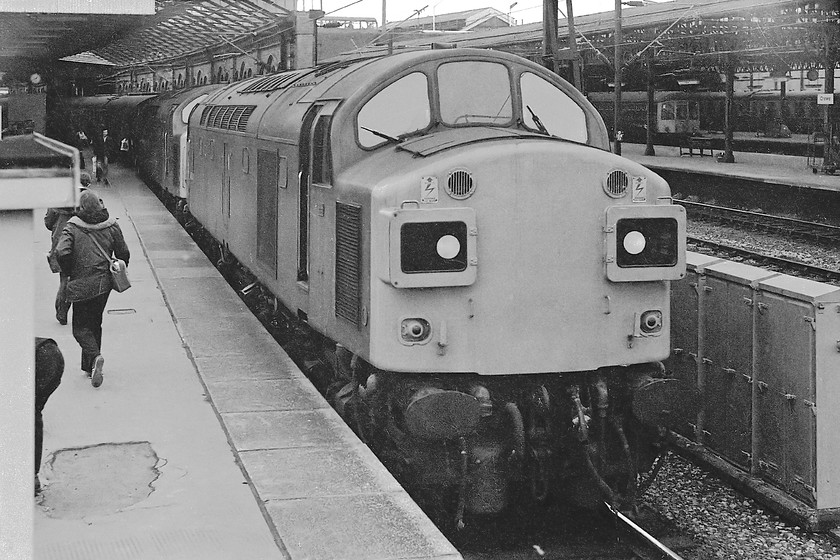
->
[[205, 47, 562, 105], [191, 46, 610, 166]]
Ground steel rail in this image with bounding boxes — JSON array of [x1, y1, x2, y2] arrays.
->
[[605, 502, 684, 560], [687, 237, 840, 284], [679, 199, 840, 243]]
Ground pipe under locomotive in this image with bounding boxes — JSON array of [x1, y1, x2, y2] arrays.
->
[[114, 48, 688, 527]]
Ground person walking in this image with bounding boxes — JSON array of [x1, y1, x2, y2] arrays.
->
[[91, 128, 111, 185], [55, 190, 130, 388], [44, 172, 91, 325], [34, 337, 63, 495]]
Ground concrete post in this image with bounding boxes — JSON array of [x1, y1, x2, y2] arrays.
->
[[0, 133, 78, 559], [0, 210, 35, 559]]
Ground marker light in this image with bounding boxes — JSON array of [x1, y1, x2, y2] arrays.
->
[[623, 231, 647, 255], [401, 318, 431, 343], [401, 221, 468, 273], [640, 310, 663, 334], [437, 235, 461, 259]]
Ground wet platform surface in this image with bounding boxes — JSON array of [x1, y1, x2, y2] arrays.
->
[[33, 165, 461, 560]]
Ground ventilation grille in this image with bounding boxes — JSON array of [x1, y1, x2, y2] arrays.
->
[[446, 169, 476, 199], [335, 202, 362, 327], [201, 105, 256, 131], [604, 169, 629, 198], [239, 69, 311, 93], [171, 144, 180, 185]]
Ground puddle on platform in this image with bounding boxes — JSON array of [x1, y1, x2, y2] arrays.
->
[[38, 441, 161, 519]]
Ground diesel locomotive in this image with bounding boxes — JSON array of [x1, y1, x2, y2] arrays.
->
[[65, 47, 687, 526]]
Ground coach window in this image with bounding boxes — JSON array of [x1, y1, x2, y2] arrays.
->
[[357, 72, 430, 148], [519, 72, 587, 143], [661, 102, 675, 121], [439, 61, 511, 126]]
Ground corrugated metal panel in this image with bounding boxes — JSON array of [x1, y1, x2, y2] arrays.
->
[[256, 149, 278, 275], [171, 143, 179, 186], [203, 105, 256, 131], [335, 202, 362, 326]]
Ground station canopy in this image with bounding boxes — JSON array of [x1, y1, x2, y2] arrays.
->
[[0, 0, 292, 69], [352, 0, 840, 82]]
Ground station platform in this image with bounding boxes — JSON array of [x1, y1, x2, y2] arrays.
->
[[622, 142, 840, 193], [33, 165, 461, 560]]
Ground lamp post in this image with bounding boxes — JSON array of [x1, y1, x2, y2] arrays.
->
[[508, 2, 518, 25], [614, 0, 622, 155]]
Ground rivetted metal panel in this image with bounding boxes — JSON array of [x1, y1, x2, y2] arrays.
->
[[701, 260, 776, 470], [757, 275, 840, 510], [335, 202, 362, 326], [754, 290, 816, 505], [667, 253, 721, 440]]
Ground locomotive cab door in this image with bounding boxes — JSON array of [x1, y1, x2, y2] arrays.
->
[[297, 100, 340, 327]]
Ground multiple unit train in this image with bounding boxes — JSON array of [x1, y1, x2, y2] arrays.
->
[[56, 48, 687, 525], [588, 89, 834, 142]]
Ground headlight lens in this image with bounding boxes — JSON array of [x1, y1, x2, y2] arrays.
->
[[401, 221, 467, 273], [617, 218, 678, 268], [622, 230, 646, 255], [437, 235, 461, 259]]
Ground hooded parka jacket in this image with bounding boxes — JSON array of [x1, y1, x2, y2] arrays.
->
[[55, 197, 130, 302]]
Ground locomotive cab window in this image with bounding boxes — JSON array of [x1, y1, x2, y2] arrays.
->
[[519, 72, 587, 143], [438, 61, 512, 126], [357, 72, 430, 148]]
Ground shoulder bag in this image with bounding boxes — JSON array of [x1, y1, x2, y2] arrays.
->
[[86, 231, 131, 293]]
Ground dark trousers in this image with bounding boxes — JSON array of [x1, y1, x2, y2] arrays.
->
[[72, 291, 110, 373], [35, 338, 64, 475], [55, 272, 70, 322]]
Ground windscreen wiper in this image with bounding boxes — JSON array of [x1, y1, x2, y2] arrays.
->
[[526, 105, 550, 136], [361, 126, 401, 144]]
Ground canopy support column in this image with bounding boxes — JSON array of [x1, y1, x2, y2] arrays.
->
[[645, 48, 656, 156], [722, 55, 736, 164]]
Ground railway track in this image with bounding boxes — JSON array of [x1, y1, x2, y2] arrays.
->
[[680, 199, 840, 244], [456, 502, 693, 560], [679, 199, 840, 283]]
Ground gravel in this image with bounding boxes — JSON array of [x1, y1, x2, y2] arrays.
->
[[643, 453, 840, 559], [650, 215, 840, 559], [687, 219, 840, 276]]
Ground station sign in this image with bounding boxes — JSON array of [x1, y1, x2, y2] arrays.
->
[[817, 93, 835, 105]]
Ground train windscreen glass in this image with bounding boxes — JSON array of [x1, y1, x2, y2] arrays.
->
[[520, 72, 587, 143], [357, 72, 431, 148], [437, 62, 512, 126]]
